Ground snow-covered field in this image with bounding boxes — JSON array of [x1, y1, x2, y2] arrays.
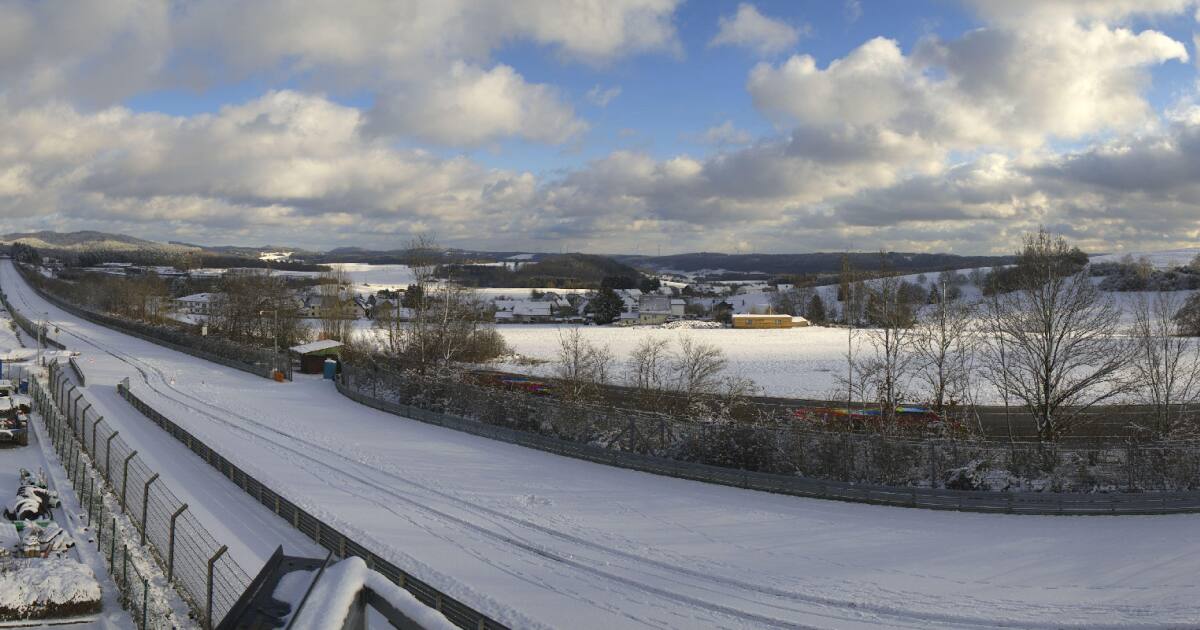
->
[[5, 260, 1200, 628], [1092, 247, 1200, 269], [497, 324, 853, 399]]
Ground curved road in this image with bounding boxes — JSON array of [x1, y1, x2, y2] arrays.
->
[[3, 260, 1199, 629]]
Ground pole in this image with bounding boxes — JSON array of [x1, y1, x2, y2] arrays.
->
[[207, 545, 229, 629], [105, 431, 120, 478], [140, 474, 159, 545], [120, 450, 138, 508], [168, 504, 188, 582]]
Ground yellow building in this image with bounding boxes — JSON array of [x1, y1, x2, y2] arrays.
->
[[732, 313, 794, 329]]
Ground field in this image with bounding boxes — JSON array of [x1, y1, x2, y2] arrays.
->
[[496, 324, 853, 399]]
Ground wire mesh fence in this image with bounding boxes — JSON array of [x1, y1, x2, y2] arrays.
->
[[35, 362, 252, 628], [338, 365, 1200, 510], [115, 378, 511, 630]]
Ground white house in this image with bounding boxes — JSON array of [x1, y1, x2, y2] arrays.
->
[[493, 299, 553, 323], [175, 292, 219, 315], [637, 295, 673, 325]]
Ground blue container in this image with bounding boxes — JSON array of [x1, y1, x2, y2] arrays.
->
[[323, 359, 337, 380], [18, 380, 28, 394]]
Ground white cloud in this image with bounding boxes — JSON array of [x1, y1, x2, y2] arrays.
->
[[749, 22, 1188, 152], [586, 85, 622, 107], [366, 63, 587, 146], [0, 93, 541, 247], [844, 0, 862, 23], [0, 0, 683, 148], [710, 4, 802, 56], [695, 120, 752, 146]]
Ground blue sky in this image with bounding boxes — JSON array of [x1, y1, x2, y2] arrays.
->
[[2, 1, 1200, 254]]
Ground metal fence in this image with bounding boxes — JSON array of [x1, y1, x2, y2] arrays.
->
[[36, 362, 252, 628], [0, 290, 66, 351], [337, 365, 1200, 514], [9, 265, 289, 380], [115, 379, 509, 630], [33, 374, 178, 629], [68, 355, 86, 387]]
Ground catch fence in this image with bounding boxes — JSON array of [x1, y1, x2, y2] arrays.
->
[[338, 365, 1200, 513], [0, 289, 66, 351], [35, 362, 252, 628], [10, 265, 289, 380], [115, 379, 510, 630]]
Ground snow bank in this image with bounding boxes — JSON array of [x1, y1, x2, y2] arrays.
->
[[0, 558, 101, 621], [287, 557, 454, 630]]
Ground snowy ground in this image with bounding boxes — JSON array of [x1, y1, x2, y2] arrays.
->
[[4, 261, 1200, 628], [1092, 247, 1200, 269], [496, 324, 854, 399], [0, 395, 132, 626]]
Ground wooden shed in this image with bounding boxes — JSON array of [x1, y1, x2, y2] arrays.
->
[[732, 314, 793, 329], [289, 339, 344, 374]]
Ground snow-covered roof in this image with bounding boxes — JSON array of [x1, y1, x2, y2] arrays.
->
[[177, 292, 217, 303], [290, 339, 344, 354], [732, 313, 790, 319]]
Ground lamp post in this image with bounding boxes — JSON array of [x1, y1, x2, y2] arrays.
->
[[259, 307, 278, 377]]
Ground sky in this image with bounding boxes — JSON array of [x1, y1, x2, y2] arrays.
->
[[2, 1, 1200, 256]]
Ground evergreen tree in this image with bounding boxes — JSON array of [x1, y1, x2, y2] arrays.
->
[[806, 293, 826, 323], [590, 287, 625, 325]]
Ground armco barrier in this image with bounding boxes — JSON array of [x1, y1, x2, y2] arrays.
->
[[335, 373, 1200, 516], [8, 264, 289, 380], [68, 355, 86, 387], [0, 289, 66, 350], [116, 380, 508, 630]]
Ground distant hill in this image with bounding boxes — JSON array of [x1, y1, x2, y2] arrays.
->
[[617, 251, 1016, 278], [445, 253, 647, 289], [0, 230, 190, 252]]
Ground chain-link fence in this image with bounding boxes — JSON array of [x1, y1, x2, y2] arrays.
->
[[9, 266, 289, 379], [0, 290, 66, 351], [339, 365, 1200, 506], [115, 379, 510, 630], [35, 362, 252, 628]]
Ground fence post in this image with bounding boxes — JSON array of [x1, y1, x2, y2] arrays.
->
[[168, 504, 188, 582], [87, 477, 95, 525], [110, 517, 117, 567], [142, 577, 149, 630], [91, 416, 103, 454], [207, 545, 229, 629], [120, 450, 138, 508], [140, 473, 159, 546], [105, 431, 120, 478]]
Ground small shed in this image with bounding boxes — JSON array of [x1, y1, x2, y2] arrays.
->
[[290, 339, 344, 374], [732, 314, 793, 329]]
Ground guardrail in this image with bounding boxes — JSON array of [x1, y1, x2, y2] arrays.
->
[[336, 369, 1200, 516], [9, 264, 289, 380], [38, 363, 253, 628], [116, 380, 508, 630], [68, 355, 86, 387], [0, 289, 66, 350]]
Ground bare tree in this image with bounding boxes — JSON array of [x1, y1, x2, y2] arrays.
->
[[317, 267, 355, 342], [914, 278, 976, 415], [980, 230, 1132, 441], [389, 235, 505, 372], [671, 336, 728, 396], [555, 328, 613, 402], [1130, 291, 1200, 438], [626, 335, 671, 392], [855, 268, 918, 422]]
